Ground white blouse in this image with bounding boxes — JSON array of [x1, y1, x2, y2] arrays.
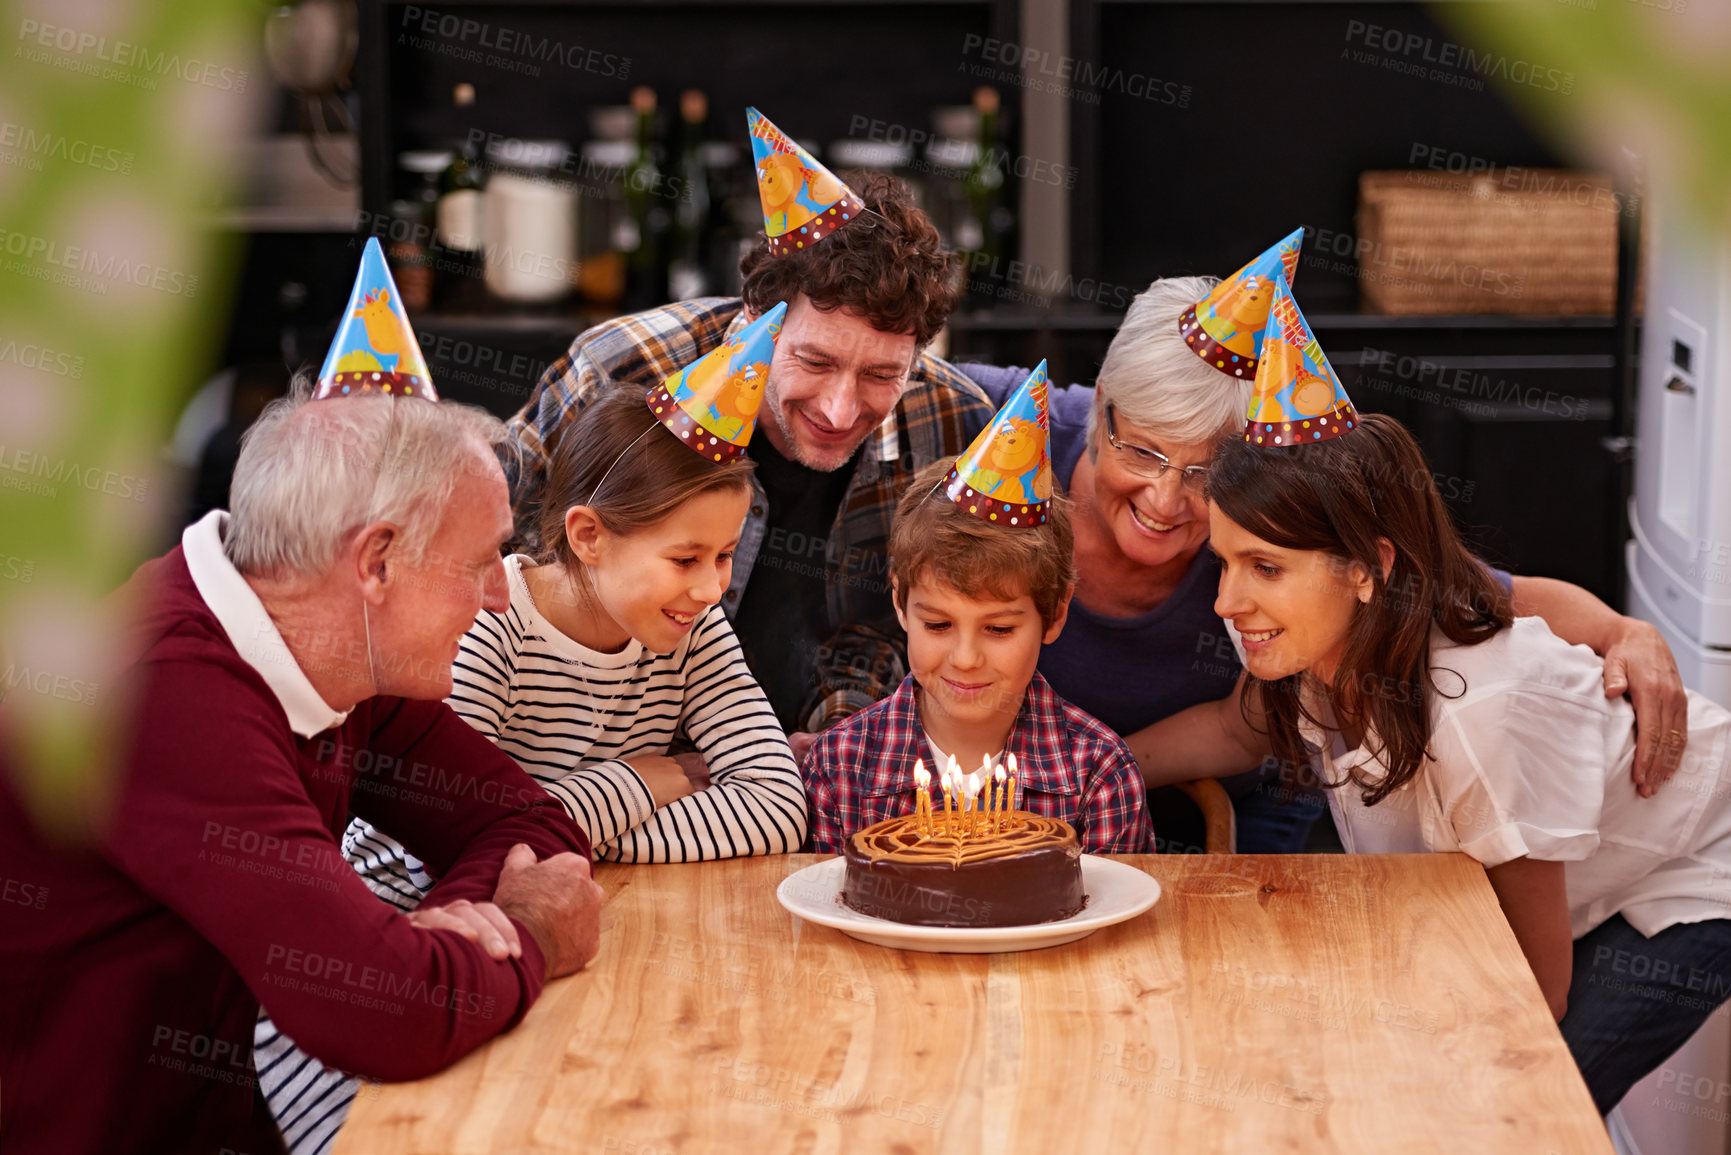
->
[[1305, 616, 1731, 939]]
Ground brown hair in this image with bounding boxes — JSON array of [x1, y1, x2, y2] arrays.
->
[[537, 386, 755, 569], [890, 457, 1075, 628], [1207, 414, 1512, 806], [739, 172, 962, 348]]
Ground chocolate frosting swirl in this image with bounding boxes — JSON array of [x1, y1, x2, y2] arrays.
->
[[849, 811, 1077, 867]]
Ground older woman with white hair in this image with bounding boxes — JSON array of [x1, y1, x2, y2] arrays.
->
[[963, 274, 1689, 851]]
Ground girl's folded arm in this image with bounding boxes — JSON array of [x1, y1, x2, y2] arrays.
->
[[537, 758, 658, 850], [604, 610, 808, 862], [1126, 673, 1273, 790]]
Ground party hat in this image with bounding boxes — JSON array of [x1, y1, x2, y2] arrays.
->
[[315, 237, 437, 401], [1179, 227, 1305, 379], [944, 361, 1053, 527], [647, 301, 788, 463], [1245, 274, 1357, 446], [747, 107, 865, 257]]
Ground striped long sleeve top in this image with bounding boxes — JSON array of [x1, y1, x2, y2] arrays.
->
[[343, 554, 807, 912], [448, 555, 808, 861]]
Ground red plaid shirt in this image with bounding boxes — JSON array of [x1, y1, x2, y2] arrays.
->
[[802, 672, 1153, 854]]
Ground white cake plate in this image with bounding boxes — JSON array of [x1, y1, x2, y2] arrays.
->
[[775, 855, 1161, 954]]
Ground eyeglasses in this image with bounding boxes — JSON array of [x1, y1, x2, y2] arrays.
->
[[1103, 404, 1209, 492]]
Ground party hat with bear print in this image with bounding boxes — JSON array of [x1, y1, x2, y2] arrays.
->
[[944, 360, 1054, 527], [1179, 227, 1304, 380], [647, 301, 787, 463], [315, 237, 438, 401], [1244, 273, 1357, 446], [747, 107, 866, 257]]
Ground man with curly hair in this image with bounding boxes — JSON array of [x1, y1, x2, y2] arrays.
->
[[507, 174, 994, 752]]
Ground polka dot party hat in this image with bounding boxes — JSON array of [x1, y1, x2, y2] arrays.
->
[[944, 360, 1054, 527], [1179, 227, 1305, 381], [1244, 272, 1357, 447], [314, 237, 438, 402], [646, 300, 787, 463], [747, 107, 865, 258]]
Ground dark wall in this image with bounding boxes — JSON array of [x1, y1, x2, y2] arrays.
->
[[1076, 0, 1575, 310], [365, 0, 1017, 210]]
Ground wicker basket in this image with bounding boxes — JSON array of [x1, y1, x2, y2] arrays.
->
[[1354, 170, 1624, 315]]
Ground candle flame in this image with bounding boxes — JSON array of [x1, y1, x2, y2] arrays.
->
[[914, 760, 930, 787], [994, 763, 1006, 784], [1006, 752, 1018, 775]]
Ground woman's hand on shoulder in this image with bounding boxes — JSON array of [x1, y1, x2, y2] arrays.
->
[[1602, 617, 1688, 798]]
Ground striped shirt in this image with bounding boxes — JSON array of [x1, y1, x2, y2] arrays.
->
[[446, 554, 808, 860]]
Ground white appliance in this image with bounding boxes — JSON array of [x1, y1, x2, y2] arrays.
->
[[1617, 187, 1731, 1155], [1627, 192, 1731, 705]]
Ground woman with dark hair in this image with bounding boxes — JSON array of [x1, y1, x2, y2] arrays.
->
[[1136, 406, 1731, 1116]]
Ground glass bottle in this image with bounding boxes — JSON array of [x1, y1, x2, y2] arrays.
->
[[621, 85, 669, 310], [436, 141, 485, 295], [667, 88, 712, 302], [390, 150, 450, 311]]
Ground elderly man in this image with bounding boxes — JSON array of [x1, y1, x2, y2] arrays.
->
[[509, 172, 993, 749], [0, 386, 602, 1154]]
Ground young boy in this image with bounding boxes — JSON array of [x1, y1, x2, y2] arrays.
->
[[802, 365, 1153, 854]]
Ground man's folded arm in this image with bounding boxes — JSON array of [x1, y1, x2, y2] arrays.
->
[[351, 694, 592, 910], [102, 661, 560, 1083]]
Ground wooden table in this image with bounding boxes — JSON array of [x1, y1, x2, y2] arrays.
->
[[335, 854, 1611, 1154]]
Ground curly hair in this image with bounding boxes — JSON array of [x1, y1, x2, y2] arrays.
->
[[739, 171, 962, 347]]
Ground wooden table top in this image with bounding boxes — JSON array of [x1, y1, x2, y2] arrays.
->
[[335, 853, 1611, 1155]]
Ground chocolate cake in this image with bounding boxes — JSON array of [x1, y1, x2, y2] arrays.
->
[[840, 812, 1085, 928]]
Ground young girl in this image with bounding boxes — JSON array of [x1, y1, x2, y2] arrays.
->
[[1135, 412, 1731, 1116], [353, 382, 807, 875]]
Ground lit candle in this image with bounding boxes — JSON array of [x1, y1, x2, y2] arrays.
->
[[1006, 752, 1018, 815], [993, 764, 1006, 832], [947, 755, 963, 835], [913, 759, 931, 833], [961, 770, 985, 837]]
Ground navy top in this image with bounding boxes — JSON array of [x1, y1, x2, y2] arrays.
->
[[958, 363, 1513, 737]]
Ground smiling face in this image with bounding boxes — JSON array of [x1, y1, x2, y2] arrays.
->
[[371, 442, 513, 699], [1208, 502, 1372, 684], [1082, 408, 1217, 571], [580, 486, 752, 654], [895, 573, 1067, 739], [757, 294, 916, 471]]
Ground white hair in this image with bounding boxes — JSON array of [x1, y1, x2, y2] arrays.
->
[[223, 376, 510, 578], [1088, 274, 1252, 449]]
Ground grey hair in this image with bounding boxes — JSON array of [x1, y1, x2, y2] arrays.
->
[[1087, 275, 1252, 450], [223, 374, 512, 578]]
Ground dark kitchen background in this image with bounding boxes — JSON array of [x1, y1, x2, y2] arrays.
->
[[206, 0, 1636, 603]]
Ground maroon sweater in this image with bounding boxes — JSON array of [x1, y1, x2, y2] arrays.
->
[[0, 547, 591, 1154]]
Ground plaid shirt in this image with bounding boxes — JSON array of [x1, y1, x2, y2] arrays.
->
[[505, 297, 995, 732], [802, 672, 1154, 854]]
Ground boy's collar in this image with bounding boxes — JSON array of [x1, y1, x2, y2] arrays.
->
[[868, 671, 1079, 797], [1000, 672, 1079, 796]]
